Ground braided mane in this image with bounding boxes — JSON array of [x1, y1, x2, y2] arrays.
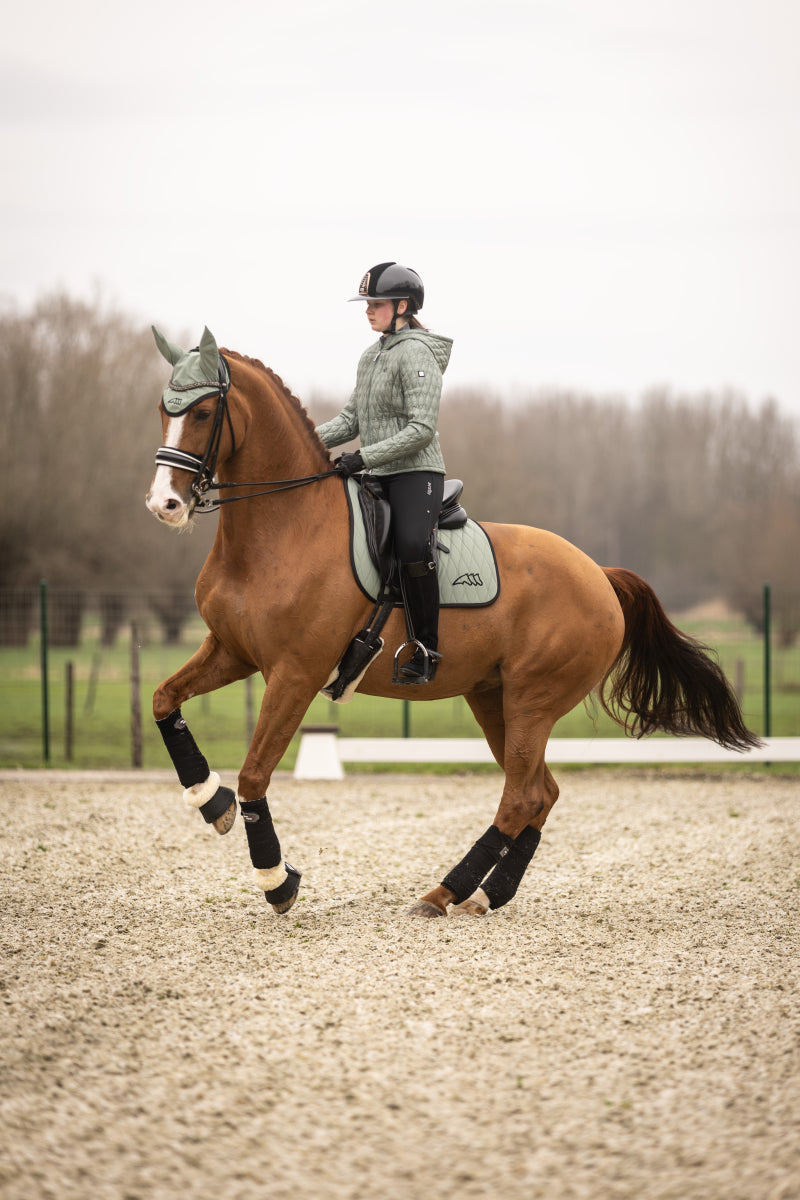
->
[[222, 348, 332, 461]]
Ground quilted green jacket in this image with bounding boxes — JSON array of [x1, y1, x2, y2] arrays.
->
[[315, 327, 452, 475]]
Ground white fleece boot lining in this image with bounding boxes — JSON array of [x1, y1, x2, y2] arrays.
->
[[323, 664, 340, 689], [253, 863, 288, 892], [183, 771, 221, 809]]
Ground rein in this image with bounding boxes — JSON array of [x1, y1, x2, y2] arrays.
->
[[154, 352, 335, 514]]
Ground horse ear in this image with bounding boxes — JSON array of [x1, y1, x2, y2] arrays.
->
[[152, 326, 185, 366], [198, 326, 219, 379]]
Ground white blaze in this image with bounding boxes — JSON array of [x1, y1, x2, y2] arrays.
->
[[146, 414, 191, 523]]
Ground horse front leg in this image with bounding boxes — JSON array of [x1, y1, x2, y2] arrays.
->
[[154, 633, 255, 836], [234, 671, 326, 916]]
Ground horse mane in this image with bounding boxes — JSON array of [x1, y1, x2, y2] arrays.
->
[[222, 348, 332, 462]]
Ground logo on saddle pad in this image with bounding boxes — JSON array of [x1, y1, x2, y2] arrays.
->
[[345, 478, 499, 608]]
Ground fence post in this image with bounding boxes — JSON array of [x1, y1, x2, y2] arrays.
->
[[40, 580, 50, 764], [130, 622, 143, 768], [65, 661, 74, 763], [763, 584, 771, 738]]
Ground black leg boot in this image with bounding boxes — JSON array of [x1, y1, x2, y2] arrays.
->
[[398, 562, 442, 683]]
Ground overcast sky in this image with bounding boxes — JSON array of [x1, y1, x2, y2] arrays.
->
[[3, 0, 799, 415]]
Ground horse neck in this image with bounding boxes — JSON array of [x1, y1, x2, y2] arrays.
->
[[218, 359, 330, 533]]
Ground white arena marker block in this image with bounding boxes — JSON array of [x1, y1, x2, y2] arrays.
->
[[333, 736, 800, 766], [294, 725, 344, 781]]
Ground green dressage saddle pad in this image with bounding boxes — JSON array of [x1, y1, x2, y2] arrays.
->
[[345, 477, 500, 607]]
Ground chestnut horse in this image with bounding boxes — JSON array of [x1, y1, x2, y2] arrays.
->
[[146, 328, 758, 919]]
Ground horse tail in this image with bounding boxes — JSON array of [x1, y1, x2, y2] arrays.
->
[[600, 567, 760, 751]]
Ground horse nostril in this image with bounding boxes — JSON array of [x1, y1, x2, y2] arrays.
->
[[164, 498, 182, 512]]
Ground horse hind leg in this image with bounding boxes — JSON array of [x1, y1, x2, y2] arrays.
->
[[409, 708, 559, 918], [452, 763, 558, 916], [463, 683, 506, 768], [407, 683, 511, 920]]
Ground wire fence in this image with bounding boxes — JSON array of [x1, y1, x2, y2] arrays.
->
[[1, 584, 798, 771]]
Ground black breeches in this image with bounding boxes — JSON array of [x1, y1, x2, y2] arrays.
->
[[378, 471, 444, 564]]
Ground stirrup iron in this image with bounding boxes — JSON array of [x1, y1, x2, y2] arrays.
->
[[392, 639, 442, 685]]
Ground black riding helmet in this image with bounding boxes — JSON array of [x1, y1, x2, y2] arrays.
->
[[350, 262, 425, 314]]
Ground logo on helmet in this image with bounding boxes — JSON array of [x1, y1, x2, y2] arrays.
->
[[350, 262, 424, 312]]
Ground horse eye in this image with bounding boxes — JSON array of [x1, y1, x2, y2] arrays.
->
[[193, 409, 211, 422]]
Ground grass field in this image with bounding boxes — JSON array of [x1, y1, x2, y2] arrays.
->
[[1, 609, 798, 771]]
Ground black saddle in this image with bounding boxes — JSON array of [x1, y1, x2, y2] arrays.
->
[[357, 476, 468, 586], [321, 476, 468, 701]]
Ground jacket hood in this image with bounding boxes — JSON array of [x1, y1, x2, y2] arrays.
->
[[383, 328, 453, 373]]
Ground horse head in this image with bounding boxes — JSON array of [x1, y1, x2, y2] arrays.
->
[[146, 326, 232, 527], [146, 328, 334, 530]]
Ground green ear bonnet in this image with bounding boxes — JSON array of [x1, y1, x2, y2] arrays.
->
[[152, 325, 229, 416]]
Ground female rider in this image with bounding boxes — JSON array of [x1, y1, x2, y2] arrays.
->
[[315, 262, 453, 683]]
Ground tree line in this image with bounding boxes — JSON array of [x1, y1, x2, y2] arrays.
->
[[2, 293, 798, 643], [435, 385, 800, 640]]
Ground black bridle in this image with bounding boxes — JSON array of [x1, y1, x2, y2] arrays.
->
[[154, 353, 335, 513]]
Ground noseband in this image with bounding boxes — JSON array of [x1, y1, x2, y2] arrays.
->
[[154, 352, 333, 513]]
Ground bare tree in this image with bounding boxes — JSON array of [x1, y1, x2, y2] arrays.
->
[[0, 293, 215, 637]]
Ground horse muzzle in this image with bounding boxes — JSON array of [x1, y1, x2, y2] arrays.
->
[[146, 476, 195, 527], [145, 491, 194, 526], [146, 446, 205, 525]]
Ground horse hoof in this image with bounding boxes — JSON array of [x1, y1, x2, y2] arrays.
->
[[406, 900, 448, 919], [212, 801, 237, 836], [450, 888, 490, 917], [451, 899, 489, 917], [266, 864, 302, 915]]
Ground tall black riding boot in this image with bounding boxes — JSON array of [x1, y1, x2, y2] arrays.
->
[[399, 561, 441, 683]]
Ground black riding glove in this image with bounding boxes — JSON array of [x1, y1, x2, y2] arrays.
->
[[334, 451, 365, 476]]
